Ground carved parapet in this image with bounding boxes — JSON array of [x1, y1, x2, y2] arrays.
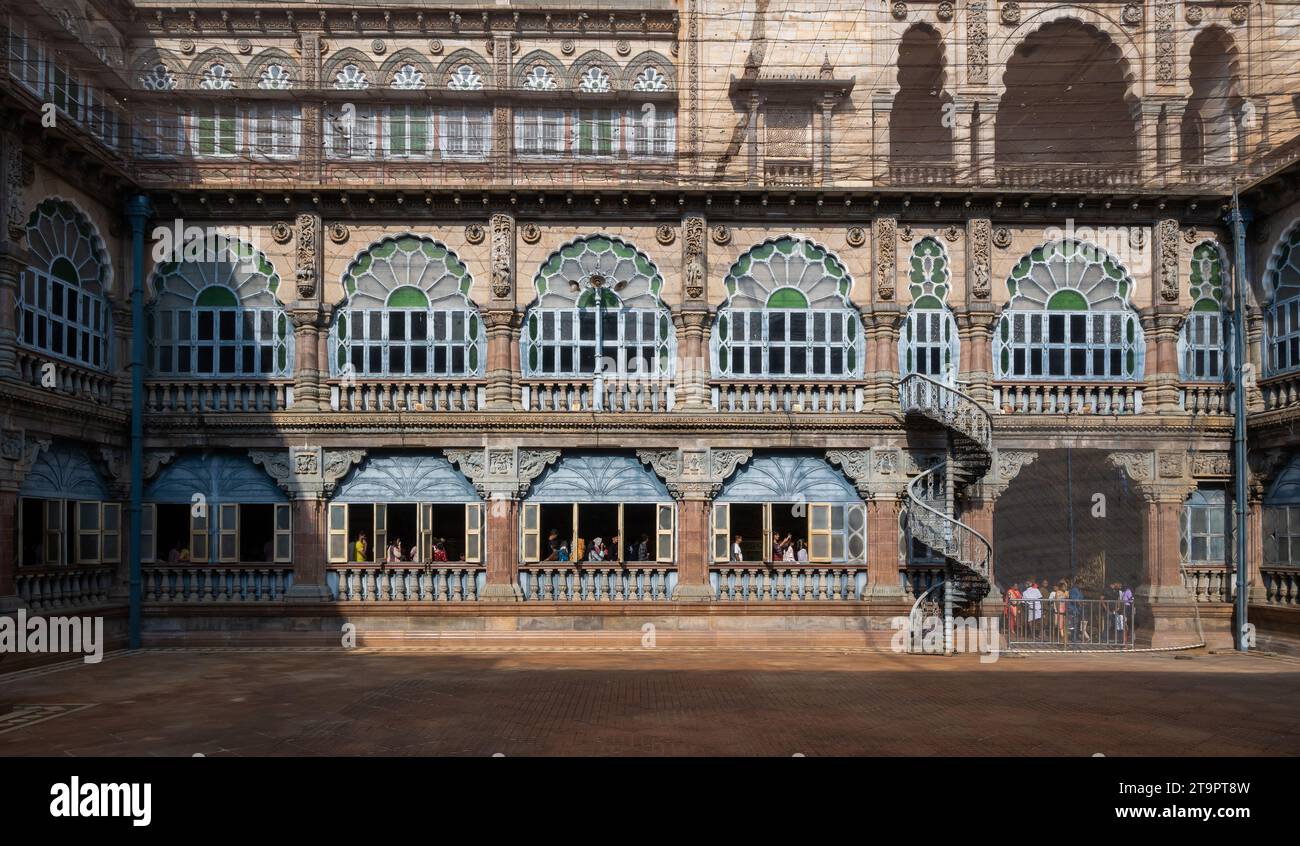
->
[[636, 447, 751, 500]]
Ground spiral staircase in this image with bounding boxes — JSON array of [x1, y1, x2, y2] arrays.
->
[[897, 373, 994, 654]]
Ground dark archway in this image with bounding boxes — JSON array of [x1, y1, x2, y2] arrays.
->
[[996, 20, 1137, 164], [891, 24, 952, 162], [1183, 27, 1243, 166], [994, 449, 1143, 597]]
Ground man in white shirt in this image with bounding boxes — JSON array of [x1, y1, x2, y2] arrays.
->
[[732, 534, 743, 562], [1022, 581, 1044, 636]]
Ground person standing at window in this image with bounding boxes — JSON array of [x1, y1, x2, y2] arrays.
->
[[387, 537, 403, 564], [354, 532, 369, 563], [795, 539, 809, 562], [732, 534, 743, 562]]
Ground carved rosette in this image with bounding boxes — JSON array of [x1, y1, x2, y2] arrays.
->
[[999, 2, 1020, 26], [846, 227, 866, 248], [521, 223, 541, 244], [1185, 5, 1203, 25], [294, 212, 320, 300], [490, 213, 514, 300], [937, 2, 954, 22], [270, 222, 293, 244], [874, 217, 897, 301], [1230, 4, 1248, 24], [968, 219, 992, 299], [1158, 218, 1179, 302], [656, 224, 676, 246], [682, 216, 706, 300]]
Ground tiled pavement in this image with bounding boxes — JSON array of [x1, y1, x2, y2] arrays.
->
[[1, 648, 1298, 756]]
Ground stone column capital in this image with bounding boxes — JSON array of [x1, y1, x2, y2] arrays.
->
[[249, 446, 365, 499], [446, 446, 560, 499], [637, 447, 751, 501]]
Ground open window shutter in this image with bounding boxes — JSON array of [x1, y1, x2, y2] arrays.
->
[[374, 504, 387, 563], [273, 503, 292, 563], [218, 504, 239, 563], [656, 502, 675, 563], [327, 503, 348, 563], [846, 503, 867, 562], [101, 502, 121, 563], [44, 499, 63, 564], [420, 503, 434, 562], [711, 502, 729, 562], [465, 503, 483, 563], [141, 503, 155, 564], [190, 505, 209, 563], [521, 502, 540, 562], [76, 500, 101, 563], [810, 503, 833, 563], [762, 504, 773, 563]]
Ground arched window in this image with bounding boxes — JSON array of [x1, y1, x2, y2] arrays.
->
[[391, 63, 425, 90], [994, 240, 1144, 381], [148, 239, 292, 378], [1265, 221, 1300, 376], [19, 199, 112, 370], [199, 62, 235, 90], [900, 237, 959, 382], [578, 66, 612, 93], [522, 65, 558, 90], [1179, 241, 1229, 381], [523, 236, 675, 379], [712, 236, 862, 379], [1182, 488, 1227, 565], [1264, 455, 1300, 566], [331, 235, 484, 378]]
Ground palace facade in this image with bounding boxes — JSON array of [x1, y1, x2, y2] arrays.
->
[[2, 0, 1300, 654]]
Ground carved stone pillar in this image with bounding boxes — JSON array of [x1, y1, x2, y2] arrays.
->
[[747, 92, 762, 185], [0, 130, 25, 379], [870, 217, 900, 407], [1244, 307, 1264, 412], [971, 98, 998, 185], [818, 94, 839, 186], [1160, 100, 1186, 179], [825, 447, 906, 599], [963, 218, 995, 405], [486, 213, 517, 410], [676, 215, 710, 410], [1135, 100, 1164, 186], [249, 447, 366, 601], [446, 446, 562, 601], [1143, 306, 1183, 414], [298, 35, 323, 182], [637, 448, 752, 600], [290, 212, 326, 411]]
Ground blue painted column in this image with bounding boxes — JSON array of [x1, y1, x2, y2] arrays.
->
[[1226, 198, 1252, 652], [125, 195, 153, 649]]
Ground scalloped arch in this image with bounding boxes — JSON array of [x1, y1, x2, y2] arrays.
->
[[569, 49, 620, 91], [528, 234, 665, 309], [185, 48, 243, 90], [721, 235, 857, 311], [323, 48, 379, 88], [991, 9, 1141, 99], [148, 237, 285, 309], [435, 49, 491, 89], [25, 196, 113, 293], [622, 50, 676, 91], [379, 48, 435, 88], [337, 233, 477, 311], [514, 49, 568, 89], [1004, 239, 1137, 311], [245, 48, 301, 89]]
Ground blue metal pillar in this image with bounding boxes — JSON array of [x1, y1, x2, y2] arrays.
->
[[1226, 194, 1251, 652], [125, 195, 153, 649]]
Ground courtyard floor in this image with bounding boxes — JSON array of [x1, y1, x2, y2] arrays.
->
[[1, 648, 1297, 756]]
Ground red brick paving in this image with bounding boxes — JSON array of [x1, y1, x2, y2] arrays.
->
[[1, 649, 1297, 756]]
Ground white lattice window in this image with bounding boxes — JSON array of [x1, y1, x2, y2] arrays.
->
[[1180, 241, 1229, 381], [447, 65, 483, 91], [574, 108, 619, 156], [391, 63, 425, 90], [901, 237, 959, 382], [327, 105, 378, 158], [19, 200, 112, 371], [712, 237, 862, 379], [515, 108, 566, 155], [630, 105, 674, 157], [251, 104, 299, 158], [441, 107, 489, 158], [632, 67, 669, 92], [522, 66, 557, 90], [332, 236, 484, 378], [257, 64, 292, 90], [994, 240, 1144, 381], [523, 236, 675, 378], [8, 19, 44, 93], [200, 63, 235, 90], [139, 63, 176, 91], [334, 63, 368, 90], [578, 66, 611, 93], [386, 105, 432, 157], [149, 243, 292, 378], [1182, 489, 1227, 564], [1266, 223, 1300, 376], [192, 102, 240, 156]]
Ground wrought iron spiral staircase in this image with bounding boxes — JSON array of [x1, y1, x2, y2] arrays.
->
[[897, 373, 994, 654]]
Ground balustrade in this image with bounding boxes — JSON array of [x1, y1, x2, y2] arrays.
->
[[711, 381, 863, 414], [15, 348, 114, 405], [329, 565, 483, 601], [145, 380, 292, 413], [1261, 373, 1300, 413], [143, 565, 292, 602], [1261, 567, 1300, 607], [1179, 384, 1233, 414], [1180, 565, 1235, 603], [518, 565, 675, 601], [710, 565, 864, 601], [522, 379, 673, 413], [330, 379, 484, 412], [994, 383, 1142, 415], [15, 566, 114, 611]]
